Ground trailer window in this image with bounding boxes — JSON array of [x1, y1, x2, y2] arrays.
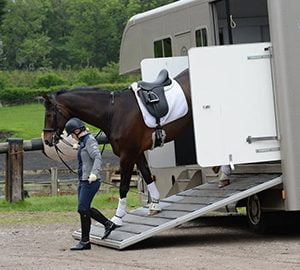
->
[[154, 38, 172, 58], [195, 28, 208, 47]]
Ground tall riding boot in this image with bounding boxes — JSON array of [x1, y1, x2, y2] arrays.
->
[[90, 207, 116, 240], [70, 213, 91, 251], [102, 220, 116, 240]]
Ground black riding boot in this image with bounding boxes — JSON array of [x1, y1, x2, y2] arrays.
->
[[90, 207, 116, 240], [70, 213, 91, 251], [102, 220, 117, 240], [90, 207, 109, 224]]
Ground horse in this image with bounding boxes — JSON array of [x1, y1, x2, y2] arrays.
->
[[43, 69, 192, 226]]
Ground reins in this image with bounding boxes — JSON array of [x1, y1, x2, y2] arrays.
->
[[54, 144, 77, 174]]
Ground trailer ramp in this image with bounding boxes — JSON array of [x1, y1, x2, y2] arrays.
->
[[73, 174, 282, 250]]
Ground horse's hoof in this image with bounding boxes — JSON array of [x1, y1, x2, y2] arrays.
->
[[218, 179, 230, 188], [148, 202, 161, 216], [148, 210, 161, 216], [111, 215, 123, 226]]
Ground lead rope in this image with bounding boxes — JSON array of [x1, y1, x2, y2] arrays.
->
[[54, 144, 77, 174]]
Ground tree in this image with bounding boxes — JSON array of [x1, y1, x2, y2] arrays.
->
[[0, 0, 178, 70], [0, 0, 6, 26], [0, 0, 51, 70], [64, 0, 120, 68]]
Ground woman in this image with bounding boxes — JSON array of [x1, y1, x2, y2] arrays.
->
[[66, 117, 116, 251]]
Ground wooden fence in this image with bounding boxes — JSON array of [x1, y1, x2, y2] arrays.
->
[[0, 135, 139, 201], [0, 164, 139, 198]]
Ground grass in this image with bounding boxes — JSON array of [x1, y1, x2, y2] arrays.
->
[[0, 188, 142, 224], [0, 103, 45, 140], [0, 103, 105, 142]]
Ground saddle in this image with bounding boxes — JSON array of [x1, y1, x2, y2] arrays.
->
[[137, 69, 172, 148], [137, 69, 171, 120]]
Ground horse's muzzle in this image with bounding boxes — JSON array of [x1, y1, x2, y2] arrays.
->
[[43, 132, 60, 147], [44, 139, 53, 147]]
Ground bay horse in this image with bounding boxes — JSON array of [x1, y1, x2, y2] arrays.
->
[[43, 69, 192, 226]]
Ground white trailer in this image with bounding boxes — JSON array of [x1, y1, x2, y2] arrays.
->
[[120, 0, 300, 208], [74, 0, 300, 248]]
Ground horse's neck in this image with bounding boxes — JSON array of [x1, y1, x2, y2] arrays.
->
[[59, 91, 111, 133]]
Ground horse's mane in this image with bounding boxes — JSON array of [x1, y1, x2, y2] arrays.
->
[[55, 86, 130, 97], [55, 87, 106, 96]]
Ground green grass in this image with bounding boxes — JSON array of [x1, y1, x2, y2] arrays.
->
[[0, 103, 45, 140], [0, 188, 140, 212], [0, 188, 142, 224], [0, 103, 105, 142]]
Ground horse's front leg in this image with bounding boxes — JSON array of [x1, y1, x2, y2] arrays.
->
[[136, 153, 161, 215], [111, 156, 135, 226]]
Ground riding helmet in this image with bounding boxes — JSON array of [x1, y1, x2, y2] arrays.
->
[[65, 117, 85, 135]]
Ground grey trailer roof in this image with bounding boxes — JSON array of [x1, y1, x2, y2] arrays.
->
[[129, 0, 211, 23], [119, 0, 213, 75]]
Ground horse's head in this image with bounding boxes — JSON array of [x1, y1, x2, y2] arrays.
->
[[43, 94, 69, 147]]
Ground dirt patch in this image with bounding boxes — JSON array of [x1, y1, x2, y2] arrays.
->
[[0, 130, 14, 142], [0, 214, 300, 270]]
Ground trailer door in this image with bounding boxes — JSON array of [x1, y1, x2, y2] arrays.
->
[[189, 42, 281, 167]]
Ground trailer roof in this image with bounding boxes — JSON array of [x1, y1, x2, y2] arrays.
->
[[129, 0, 210, 24]]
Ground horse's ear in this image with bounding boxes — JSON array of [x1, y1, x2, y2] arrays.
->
[[42, 94, 49, 101], [42, 94, 53, 104]]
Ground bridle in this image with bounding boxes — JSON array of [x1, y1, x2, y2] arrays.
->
[[42, 93, 111, 175], [43, 99, 68, 146]]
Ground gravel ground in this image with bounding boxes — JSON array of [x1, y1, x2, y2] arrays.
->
[[0, 215, 300, 270]]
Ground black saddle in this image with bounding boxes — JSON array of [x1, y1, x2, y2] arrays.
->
[[137, 69, 171, 119], [138, 69, 172, 91]]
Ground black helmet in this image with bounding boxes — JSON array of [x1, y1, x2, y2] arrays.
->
[[65, 117, 85, 135]]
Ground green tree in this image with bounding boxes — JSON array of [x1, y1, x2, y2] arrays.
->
[[0, 0, 51, 70], [0, 0, 6, 26], [65, 0, 117, 68], [44, 0, 72, 69], [0, 0, 178, 70]]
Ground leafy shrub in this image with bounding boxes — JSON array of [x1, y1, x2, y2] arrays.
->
[[0, 72, 9, 90], [0, 87, 51, 105], [95, 83, 130, 91], [35, 72, 66, 88], [0, 83, 130, 105], [77, 68, 104, 85]]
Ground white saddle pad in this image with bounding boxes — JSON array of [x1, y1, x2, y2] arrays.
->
[[131, 79, 188, 128]]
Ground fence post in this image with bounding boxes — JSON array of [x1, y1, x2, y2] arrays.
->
[[51, 167, 58, 196], [5, 138, 24, 202]]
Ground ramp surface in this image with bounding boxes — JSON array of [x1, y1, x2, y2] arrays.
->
[[73, 174, 282, 249]]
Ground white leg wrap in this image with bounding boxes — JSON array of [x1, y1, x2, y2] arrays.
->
[[147, 182, 160, 201], [111, 215, 123, 226], [111, 198, 127, 226], [220, 165, 231, 176]]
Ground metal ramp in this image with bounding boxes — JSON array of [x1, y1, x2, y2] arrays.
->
[[72, 174, 282, 250]]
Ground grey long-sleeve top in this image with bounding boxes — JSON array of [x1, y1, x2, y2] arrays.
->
[[77, 134, 102, 181]]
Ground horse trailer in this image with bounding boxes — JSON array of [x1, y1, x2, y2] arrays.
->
[[74, 0, 300, 248], [119, 0, 300, 223]]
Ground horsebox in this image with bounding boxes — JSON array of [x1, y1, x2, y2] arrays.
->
[[73, 0, 300, 249]]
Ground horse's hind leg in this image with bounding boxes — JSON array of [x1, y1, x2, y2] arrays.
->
[[136, 154, 161, 215], [111, 156, 134, 226]]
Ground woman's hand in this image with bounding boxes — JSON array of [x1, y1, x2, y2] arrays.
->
[[88, 173, 97, 183]]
